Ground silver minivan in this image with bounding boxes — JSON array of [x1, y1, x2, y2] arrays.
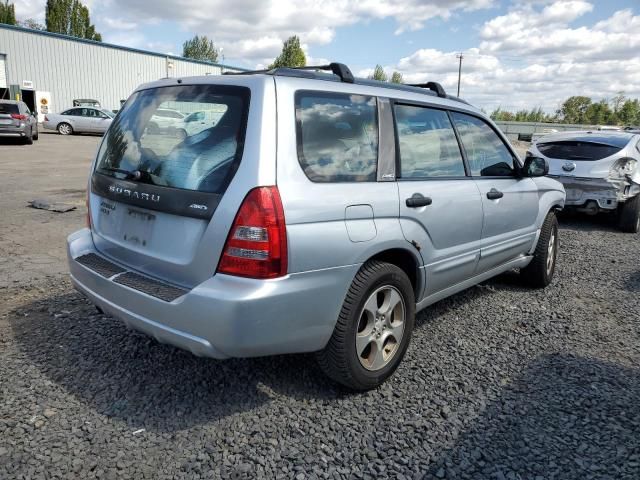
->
[[67, 63, 565, 390]]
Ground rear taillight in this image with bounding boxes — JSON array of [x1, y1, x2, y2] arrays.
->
[[10, 114, 27, 121], [86, 189, 92, 228], [217, 186, 287, 279]]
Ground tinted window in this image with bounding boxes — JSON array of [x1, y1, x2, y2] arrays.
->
[[95, 84, 250, 194], [452, 112, 515, 177], [65, 108, 83, 116], [395, 105, 465, 178], [296, 92, 378, 182], [537, 141, 624, 161], [0, 103, 20, 114]]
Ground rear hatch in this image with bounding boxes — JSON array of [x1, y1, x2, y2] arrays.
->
[[89, 83, 252, 287], [536, 136, 629, 177], [0, 103, 21, 130]]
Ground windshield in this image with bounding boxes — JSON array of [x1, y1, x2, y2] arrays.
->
[[95, 84, 250, 194], [537, 141, 624, 161], [100, 109, 115, 118]]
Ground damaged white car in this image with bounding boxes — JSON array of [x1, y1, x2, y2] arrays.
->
[[528, 131, 640, 232]]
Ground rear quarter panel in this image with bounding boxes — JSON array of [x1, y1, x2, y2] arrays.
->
[[274, 77, 417, 275]]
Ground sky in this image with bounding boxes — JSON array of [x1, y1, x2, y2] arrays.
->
[[11, 0, 640, 113]]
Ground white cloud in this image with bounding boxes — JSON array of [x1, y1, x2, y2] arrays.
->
[[390, 3, 640, 112], [9, 0, 640, 113], [12, 0, 493, 64]]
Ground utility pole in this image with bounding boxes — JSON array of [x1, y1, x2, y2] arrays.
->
[[456, 53, 464, 97]]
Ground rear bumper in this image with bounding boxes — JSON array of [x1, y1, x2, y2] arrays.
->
[[548, 175, 634, 210], [0, 128, 26, 137], [67, 228, 358, 359]]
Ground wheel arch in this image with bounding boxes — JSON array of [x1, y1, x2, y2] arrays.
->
[[364, 247, 423, 300]]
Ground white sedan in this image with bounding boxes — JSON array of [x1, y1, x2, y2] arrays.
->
[[43, 107, 114, 135]]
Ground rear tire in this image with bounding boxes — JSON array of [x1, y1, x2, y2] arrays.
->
[[24, 128, 33, 145], [316, 261, 415, 391], [33, 126, 39, 141], [520, 211, 558, 288], [57, 123, 73, 135], [618, 195, 640, 233]]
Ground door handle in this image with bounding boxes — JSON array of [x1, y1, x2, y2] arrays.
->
[[486, 189, 504, 200], [406, 193, 433, 208]]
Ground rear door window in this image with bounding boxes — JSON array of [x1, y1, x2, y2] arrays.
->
[[394, 104, 465, 178], [451, 112, 516, 177], [295, 92, 378, 182], [95, 84, 250, 194]]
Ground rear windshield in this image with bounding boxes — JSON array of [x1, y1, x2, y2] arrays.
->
[[0, 103, 19, 115], [95, 85, 250, 194], [537, 141, 624, 161]]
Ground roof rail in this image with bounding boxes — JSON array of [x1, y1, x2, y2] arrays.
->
[[223, 62, 468, 104], [407, 82, 447, 98], [224, 62, 355, 83]]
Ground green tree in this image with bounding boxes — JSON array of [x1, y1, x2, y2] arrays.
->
[[19, 18, 45, 30], [369, 64, 388, 82], [269, 35, 306, 69], [558, 96, 592, 124], [618, 99, 640, 126], [45, 0, 101, 41], [182, 35, 219, 62], [390, 71, 403, 84], [0, 1, 16, 25], [585, 100, 614, 125]]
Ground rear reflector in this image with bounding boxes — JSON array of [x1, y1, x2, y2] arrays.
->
[[217, 186, 287, 279]]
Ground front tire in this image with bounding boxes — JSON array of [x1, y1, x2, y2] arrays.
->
[[520, 211, 558, 288], [316, 261, 415, 391], [618, 195, 640, 233]]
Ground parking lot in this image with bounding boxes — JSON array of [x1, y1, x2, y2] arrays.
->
[[1, 133, 639, 479]]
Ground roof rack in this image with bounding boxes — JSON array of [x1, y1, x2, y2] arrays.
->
[[224, 62, 355, 83], [407, 82, 447, 98], [224, 62, 466, 104]]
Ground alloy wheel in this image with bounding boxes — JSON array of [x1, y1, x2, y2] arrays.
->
[[355, 285, 406, 371]]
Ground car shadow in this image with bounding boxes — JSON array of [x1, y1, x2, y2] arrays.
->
[[9, 290, 343, 433], [9, 270, 536, 434], [421, 354, 640, 479], [557, 210, 620, 233], [0, 137, 29, 146]]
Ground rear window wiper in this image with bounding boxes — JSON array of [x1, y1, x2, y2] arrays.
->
[[98, 166, 168, 187], [99, 167, 141, 179]]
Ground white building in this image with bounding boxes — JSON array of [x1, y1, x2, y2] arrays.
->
[[0, 24, 243, 120]]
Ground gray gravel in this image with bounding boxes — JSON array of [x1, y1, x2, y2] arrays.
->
[[1, 212, 639, 480]]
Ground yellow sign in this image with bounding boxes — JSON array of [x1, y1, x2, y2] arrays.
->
[[40, 98, 48, 106]]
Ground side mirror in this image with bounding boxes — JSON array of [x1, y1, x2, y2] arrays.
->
[[522, 156, 548, 177]]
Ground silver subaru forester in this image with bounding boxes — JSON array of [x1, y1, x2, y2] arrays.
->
[[67, 63, 565, 390]]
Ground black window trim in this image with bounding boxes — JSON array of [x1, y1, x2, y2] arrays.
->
[[390, 97, 523, 177], [391, 99, 470, 182], [294, 89, 380, 184]]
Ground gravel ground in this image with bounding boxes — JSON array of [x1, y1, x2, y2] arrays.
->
[[1, 136, 639, 479]]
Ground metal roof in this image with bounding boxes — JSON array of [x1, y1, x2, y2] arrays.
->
[[0, 23, 246, 72]]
